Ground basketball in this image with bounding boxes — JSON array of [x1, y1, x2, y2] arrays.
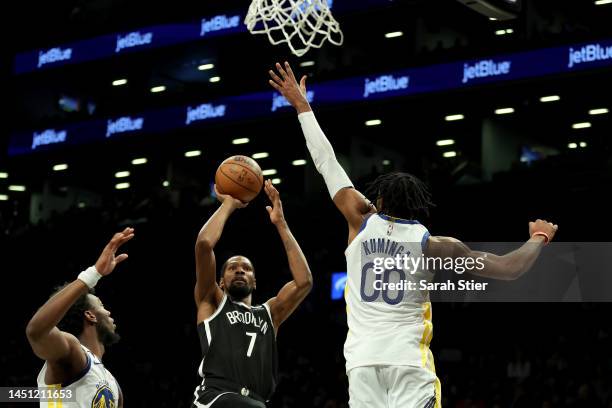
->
[[215, 155, 264, 203]]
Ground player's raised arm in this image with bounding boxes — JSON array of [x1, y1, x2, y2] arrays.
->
[[26, 228, 134, 363], [425, 220, 559, 280], [268, 62, 375, 244], [263, 180, 313, 329], [195, 187, 247, 307]]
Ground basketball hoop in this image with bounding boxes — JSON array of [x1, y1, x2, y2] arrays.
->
[[244, 0, 344, 57]]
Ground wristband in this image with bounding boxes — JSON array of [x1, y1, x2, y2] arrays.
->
[[531, 231, 550, 244], [78, 266, 102, 288]]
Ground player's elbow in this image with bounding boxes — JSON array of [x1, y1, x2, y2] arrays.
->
[[195, 236, 213, 251], [26, 319, 43, 342], [297, 273, 314, 292]]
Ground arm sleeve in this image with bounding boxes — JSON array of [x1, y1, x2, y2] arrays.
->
[[297, 111, 354, 199]]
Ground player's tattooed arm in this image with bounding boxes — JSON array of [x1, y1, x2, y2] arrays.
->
[[195, 186, 247, 306], [425, 220, 558, 280], [26, 228, 133, 364], [263, 180, 313, 329]]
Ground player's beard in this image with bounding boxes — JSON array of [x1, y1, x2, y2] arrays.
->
[[96, 322, 120, 347], [228, 283, 253, 301]]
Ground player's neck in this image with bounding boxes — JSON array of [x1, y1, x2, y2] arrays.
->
[[79, 328, 105, 360], [230, 294, 252, 306]]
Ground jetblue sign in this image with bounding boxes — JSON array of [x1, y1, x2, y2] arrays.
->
[[568, 43, 612, 69], [271, 91, 315, 112], [38, 48, 73, 68], [32, 129, 68, 150], [462, 59, 511, 84], [106, 117, 144, 137], [363, 75, 410, 98], [200, 15, 241, 36], [116, 31, 154, 53], [186, 104, 227, 125]]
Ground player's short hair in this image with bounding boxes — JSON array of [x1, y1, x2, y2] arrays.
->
[[365, 172, 435, 220], [220, 256, 255, 278], [51, 283, 95, 337]]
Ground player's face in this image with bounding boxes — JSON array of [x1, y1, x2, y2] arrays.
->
[[221, 256, 256, 300], [88, 294, 120, 346]]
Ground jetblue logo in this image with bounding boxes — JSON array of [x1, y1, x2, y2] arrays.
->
[[38, 48, 73, 68], [115, 31, 153, 53], [32, 129, 67, 150], [106, 117, 144, 137], [568, 43, 612, 68], [200, 15, 240, 36], [363, 75, 409, 98], [271, 90, 315, 112], [462, 60, 511, 84], [186, 104, 226, 125]]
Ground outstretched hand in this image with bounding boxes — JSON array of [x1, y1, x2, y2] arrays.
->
[[264, 179, 286, 227], [95, 227, 135, 276], [268, 61, 311, 114]]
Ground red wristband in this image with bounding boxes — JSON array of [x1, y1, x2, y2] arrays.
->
[[532, 231, 550, 244]]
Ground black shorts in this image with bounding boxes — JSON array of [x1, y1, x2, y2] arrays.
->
[[193, 389, 266, 408]]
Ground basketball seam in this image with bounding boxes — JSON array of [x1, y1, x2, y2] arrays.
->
[[218, 168, 258, 194]]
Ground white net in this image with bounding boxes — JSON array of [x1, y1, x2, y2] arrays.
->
[[244, 0, 344, 57]]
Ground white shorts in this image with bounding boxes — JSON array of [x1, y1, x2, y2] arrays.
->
[[347, 365, 441, 408]]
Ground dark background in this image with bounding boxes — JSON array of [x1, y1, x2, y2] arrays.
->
[[1, 0, 611, 406]]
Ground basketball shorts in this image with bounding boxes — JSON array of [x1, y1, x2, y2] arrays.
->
[[347, 365, 441, 408], [192, 389, 266, 408]]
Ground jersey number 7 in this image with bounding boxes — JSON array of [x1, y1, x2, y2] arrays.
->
[[245, 332, 257, 357]]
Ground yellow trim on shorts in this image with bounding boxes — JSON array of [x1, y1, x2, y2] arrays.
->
[[419, 302, 433, 367]]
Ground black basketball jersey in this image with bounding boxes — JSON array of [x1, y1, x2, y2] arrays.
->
[[195, 294, 278, 401]]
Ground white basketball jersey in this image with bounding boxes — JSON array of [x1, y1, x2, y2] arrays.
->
[[344, 213, 435, 372], [37, 345, 120, 407]]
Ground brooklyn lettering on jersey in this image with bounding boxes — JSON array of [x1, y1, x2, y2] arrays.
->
[[362, 238, 409, 257], [225, 308, 269, 335]]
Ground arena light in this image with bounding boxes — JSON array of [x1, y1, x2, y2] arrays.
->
[[209, 76, 221, 83], [495, 107, 515, 115], [385, 31, 404, 38], [436, 139, 455, 146], [232, 138, 249, 145], [131, 158, 148, 165], [456, 0, 522, 20], [445, 114, 465, 122], [292, 159, 307, 166], [185, 150, 202, 157], [262, 169, 277, 176], [78, 202, 86, 208], [252, 152, 269, 159], [163, 180, 170, 187], [115, 171, 130, 178], [495, 29, 507, 35], [271, 178, 282, 185], [443, 151, 457, 158], [572, 122, 592, 129], [112, 79, 128, 86], [382, 159, 391, 165], [115, 182, 130, 190], [505, 28, 514, 34], [580, 142, 588, 148], [299, 61, 315, 67], [53, 163, 68, 171], [589, 108, 609, 115], [0, 172, 8, 179], [0, 194, 8, 201], [198, 63, 215, 71], [540, 95, 560, 103], [568, 143, 578, 149], [8, 185, 26, 192], [150, 85, 166, 93], [595, 0, 612, 5], [365, 119, 382, 126]]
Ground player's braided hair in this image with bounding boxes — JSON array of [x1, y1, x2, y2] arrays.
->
[[365, 172, 434, 221], [51, 283, 95, 337]]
